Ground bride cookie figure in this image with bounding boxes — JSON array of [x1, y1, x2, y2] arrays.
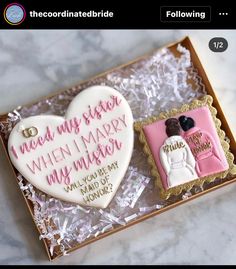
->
[[160, 118, 198, 188]]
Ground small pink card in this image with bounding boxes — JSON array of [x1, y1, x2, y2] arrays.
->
[[135, 96, 233, 199]]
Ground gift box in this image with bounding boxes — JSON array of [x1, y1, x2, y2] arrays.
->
[[0, 36, 235, 261]]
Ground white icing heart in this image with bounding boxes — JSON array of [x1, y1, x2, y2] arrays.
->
[[8, 86, 134, 208]]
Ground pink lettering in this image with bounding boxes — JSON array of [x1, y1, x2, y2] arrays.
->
[[99, 100, 109, 112], [105, 144, 112, 155], [112, 138, 122, 150], [93, 150, 101, 165], [113, 95, 122, 106], [111, 119, 121, 132], [73, 138, 122, 171], [96, 128, 106, 142], [119, 114, 127, 127], [50, 144, 72, 163], [73, 156, 90, 171], [60, 144, 72, 159], [46, 166, 72, 185], [10, 146, 18, 159], [19, 126, 54, 155], [26, 159, 42, 174], [102, 123, 114, 137], [81, 131, 96, 149], [97, 144, 106, 158], [82, 95, 122, 125], [83, 110, 91, 125], [73, 139, 81, 153], [57, 117, 81, 135], [52, 149, 63, 163], [61, 166, 72, 185], [107, 100, 114, 110], [94, 105, 103, 119], [45, 126, 55, 141], [41, 154, 54, 168], [38, 136, 44, 145]]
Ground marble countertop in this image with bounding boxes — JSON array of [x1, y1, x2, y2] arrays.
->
[[0, 30, 236, 265]]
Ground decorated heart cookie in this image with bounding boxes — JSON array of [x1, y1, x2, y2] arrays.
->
[[8, 86, 134, 208], [134, 95, 236, 199]]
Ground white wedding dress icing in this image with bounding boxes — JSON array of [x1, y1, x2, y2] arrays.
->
[[8, 86, 134, 208], [159, 135, 198, 188]]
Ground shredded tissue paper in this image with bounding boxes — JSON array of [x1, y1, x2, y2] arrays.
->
[[0, 44, 233, 258]]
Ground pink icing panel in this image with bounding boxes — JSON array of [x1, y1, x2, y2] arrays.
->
[[143, 106, 229, 190]]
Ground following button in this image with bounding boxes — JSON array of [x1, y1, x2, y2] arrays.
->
[[160, 6, 211, 22]]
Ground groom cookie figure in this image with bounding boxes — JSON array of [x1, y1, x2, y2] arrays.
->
[[159, 118, 198, 188], [179, 116, 225, 177]]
